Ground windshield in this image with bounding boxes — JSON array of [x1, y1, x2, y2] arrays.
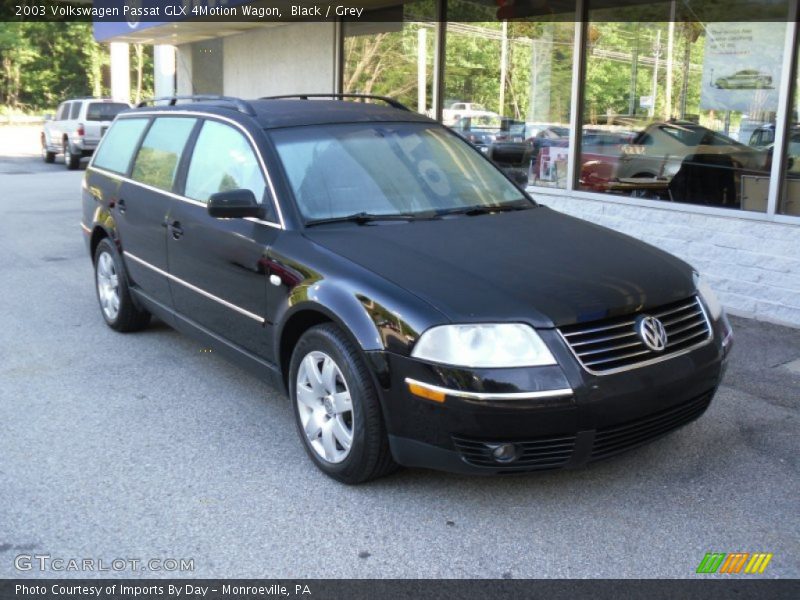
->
[[86, 102, 129, 122], [270, 122, 529, 222]]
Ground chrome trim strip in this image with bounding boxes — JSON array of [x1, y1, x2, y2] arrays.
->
[[80, 222, 91, 234], [557, 296, 714, 377], [404, 378, 573, 401], [123, 251, 265, 324], [87, 109, 285, 229]]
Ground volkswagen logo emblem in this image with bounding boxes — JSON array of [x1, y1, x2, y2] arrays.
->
[[636, 315, 668, 352]]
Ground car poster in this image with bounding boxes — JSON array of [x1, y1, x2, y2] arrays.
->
[[700, 22, 786, 113]]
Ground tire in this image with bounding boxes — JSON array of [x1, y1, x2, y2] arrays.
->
[[41, 136, 55, 163], [93, 238, 150, 332], [289, 323, 398, 484], [64, 140, 80, 170]]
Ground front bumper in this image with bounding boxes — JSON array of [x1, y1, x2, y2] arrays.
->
[[373, 316, 731, 474]]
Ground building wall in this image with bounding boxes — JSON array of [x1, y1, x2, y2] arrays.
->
[[223, 23, 336, 97], [191, 39, 224, 94], [538, 193, 800, 328]]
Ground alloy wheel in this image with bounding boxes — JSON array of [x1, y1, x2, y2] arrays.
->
[[96, 251, 120, 321], [295, 350, 354, 463]]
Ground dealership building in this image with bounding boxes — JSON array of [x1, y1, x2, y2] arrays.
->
[[95, 0, 800, 327]]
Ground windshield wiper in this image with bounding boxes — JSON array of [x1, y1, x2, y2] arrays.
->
[[437, 201, 534, 217], [304, 212, 423, 227]]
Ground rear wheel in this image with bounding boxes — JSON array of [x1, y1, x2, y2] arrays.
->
[[41, 136, 55, 163], [63, 140, 79, 170], [94, 238, 150, 332], [289, 323, 397, 484]]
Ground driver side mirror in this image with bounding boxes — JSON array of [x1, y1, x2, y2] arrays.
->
[[207, 189, 262, 219]]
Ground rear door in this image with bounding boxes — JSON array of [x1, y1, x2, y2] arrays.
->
[[167, 117, 280, 360], [118, 116, 198, 308]]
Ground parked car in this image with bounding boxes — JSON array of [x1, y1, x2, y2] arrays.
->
[[714, 69, 773, 89], [442, 101, 499, 126], [82, 94, 733, 483], [615, 121, 766, 181], [42, 98, 130, 169], [450, 115, 522, 153], [748, 124, 776, 149]]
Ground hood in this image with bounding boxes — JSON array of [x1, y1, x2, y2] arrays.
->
[[303, 207, 695, 328]]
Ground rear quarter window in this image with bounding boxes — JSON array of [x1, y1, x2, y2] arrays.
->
[[91, 118, 150, 175], [69, 102, 81, 119]]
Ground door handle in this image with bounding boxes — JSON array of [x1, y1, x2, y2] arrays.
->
[[169, 220, 184, 240], [117, 198, 126, 214]]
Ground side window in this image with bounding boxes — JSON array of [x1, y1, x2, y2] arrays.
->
[[56, 103, 69, 120], [69, 102, 81, 120], [184, 120, 269, 210], [92, 118, 150, 174], [131, 117, 196, 191]]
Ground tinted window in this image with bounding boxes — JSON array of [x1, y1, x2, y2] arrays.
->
[[69, 102, 81, 120], [131, 118, 196, 191], [87, 103, 129, 121], [57, 103, 69, 120], [92, 118, 149, 174], [184, 120, 267, 206]]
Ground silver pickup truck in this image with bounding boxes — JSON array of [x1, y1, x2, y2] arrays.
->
[[42, 98, 130, 169]]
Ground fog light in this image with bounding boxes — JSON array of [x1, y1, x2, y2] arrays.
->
[[490, 443, 518, 463]]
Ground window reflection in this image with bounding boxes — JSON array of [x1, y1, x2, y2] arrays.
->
[[342, 2, 435, 114], [780, 43, 800, 216], [579, 4, 789, 212], [444, 0, 574, 188]]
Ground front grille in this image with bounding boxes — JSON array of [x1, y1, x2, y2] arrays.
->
[[559, 296, 712, 374], [452, 434, 576, 471], [590, 390, 713, 461]]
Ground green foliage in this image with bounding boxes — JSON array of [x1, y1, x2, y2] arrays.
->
[[0, 23, 154, 112], [131, 147, 178, 190]]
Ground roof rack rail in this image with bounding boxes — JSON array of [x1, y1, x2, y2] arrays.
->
[[136, 95, 256, 116], [259, 93, 411, 112]]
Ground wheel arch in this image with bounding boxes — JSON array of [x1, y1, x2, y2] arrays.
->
[[276, 298, 384, 393]]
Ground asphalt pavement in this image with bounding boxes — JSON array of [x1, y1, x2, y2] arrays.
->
[[0, 130, 798, 578]]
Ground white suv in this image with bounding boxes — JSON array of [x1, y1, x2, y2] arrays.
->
[[42, 98, 130, 169]]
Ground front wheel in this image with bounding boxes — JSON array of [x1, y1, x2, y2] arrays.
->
[[94, 238, 150, 332], [289, 324, 397, 484]]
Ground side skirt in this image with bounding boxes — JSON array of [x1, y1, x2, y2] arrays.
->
[[131, 288, 284, 390]]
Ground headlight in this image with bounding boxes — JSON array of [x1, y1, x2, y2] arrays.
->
[[694, 273, 723, 320], [411, 323, 557, 368]]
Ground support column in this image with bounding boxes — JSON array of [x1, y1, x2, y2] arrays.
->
[[154, 45, 177, 99], [109, 42, 130, 103]]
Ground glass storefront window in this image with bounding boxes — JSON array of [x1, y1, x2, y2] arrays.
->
[[580, 2, 790, 212], [780, 42, 800, 216], [342, 2, 436, 115], [444, 0, 574, 188]]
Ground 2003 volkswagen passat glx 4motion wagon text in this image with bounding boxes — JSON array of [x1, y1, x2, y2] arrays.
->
[[81, 94, 734, 483]]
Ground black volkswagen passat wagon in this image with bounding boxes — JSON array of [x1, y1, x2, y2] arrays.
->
[[81, 94, 734, 483]]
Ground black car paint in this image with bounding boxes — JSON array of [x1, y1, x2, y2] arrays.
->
[[82, 100, 728, 475]]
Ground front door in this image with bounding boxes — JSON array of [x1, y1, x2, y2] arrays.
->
[[167, 118, 281, 361]]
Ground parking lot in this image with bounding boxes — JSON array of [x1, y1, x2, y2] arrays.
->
[[0, 127, 798, 578]]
